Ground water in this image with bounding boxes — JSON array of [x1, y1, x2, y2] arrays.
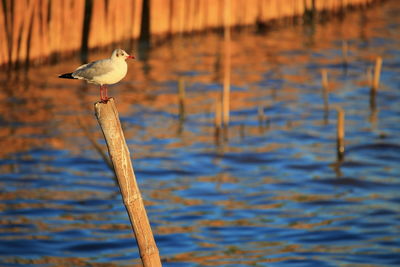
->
[[1, 1, 400, 266]]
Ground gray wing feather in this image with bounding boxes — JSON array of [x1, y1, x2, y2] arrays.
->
[[72, 59, 114, 80]]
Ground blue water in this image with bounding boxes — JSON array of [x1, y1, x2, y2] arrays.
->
[[1, 1, 399, 266]]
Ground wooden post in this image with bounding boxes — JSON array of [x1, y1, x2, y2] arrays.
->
[[321, 69, 329, 92], [370, 57, 382, 125], [336, 107, 345, 162], [367, 66, 373, 88], [94, 98, 162, 267], [215, 99, 222, 144], [222, 0, 231, 129], [372, 56, 382, 91], [342, 40, 348, 68], [321, 69, 329, 123], [178, 78, 185, 121], [258, 105, 265, 132]]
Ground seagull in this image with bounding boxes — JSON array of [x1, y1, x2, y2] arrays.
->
[[59, 48, 134, 103]]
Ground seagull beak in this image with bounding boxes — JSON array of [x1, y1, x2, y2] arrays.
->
[[127, 55, 135, 59]]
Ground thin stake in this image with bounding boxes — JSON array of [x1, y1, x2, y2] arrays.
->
[[336, 107, 345, 162], [258, 105, 265, 132], [258, 105, 265, 124], [372, 56, 382, 91], [178, 78, 185, 121], [321, 69, 329, 122], [215, 99, 222, 143], [222, 0, 231, 129], [367, 66, 373, 88], [342, 40, 348, 68], [94, 98, 161, 267], [321, 69, 329, 92]]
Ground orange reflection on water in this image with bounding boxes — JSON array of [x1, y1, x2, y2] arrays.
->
[[0, 2, 397, 265]]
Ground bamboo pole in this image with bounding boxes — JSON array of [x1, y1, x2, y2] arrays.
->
[[336, 106, 345, 161], [372, 56, 382, 91], [94, 98, 161, 267]]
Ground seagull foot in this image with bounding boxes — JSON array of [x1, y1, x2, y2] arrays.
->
[[100, 97, 111, 104]]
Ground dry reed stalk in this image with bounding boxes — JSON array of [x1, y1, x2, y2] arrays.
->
[[0, 1, 9, 66], [372, 56, 382, 91], [39, 0, 50, 60], [222, 0, 231, 128], [130, 0, 142, 39], [149, 0, 169, 36], [94, 98, 161, 267], [336, 106, 345, 161], [0, 0, 382, 67]]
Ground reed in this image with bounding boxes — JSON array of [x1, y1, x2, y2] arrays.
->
[[94, 98, 161, 267], [0, 0, 381, 67], [372, 56, 382, 91], [336, 106, 345, 161]]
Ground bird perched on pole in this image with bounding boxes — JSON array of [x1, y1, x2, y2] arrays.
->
[[59, 48, 134, 103]]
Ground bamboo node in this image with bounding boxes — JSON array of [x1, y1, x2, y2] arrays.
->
[[123, 194, 143, 206]]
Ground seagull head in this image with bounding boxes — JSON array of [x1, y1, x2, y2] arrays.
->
[[111, 48, 135, 60]]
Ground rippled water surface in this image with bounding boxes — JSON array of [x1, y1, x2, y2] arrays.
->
[[1, 1, 399, 266]]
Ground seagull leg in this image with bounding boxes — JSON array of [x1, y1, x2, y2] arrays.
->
[[100, 85, 104, 101], [99, 85, 110, 103], [104, 86, 109, 101]]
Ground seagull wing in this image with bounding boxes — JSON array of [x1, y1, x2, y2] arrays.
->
[[72, 59, 114, 81]]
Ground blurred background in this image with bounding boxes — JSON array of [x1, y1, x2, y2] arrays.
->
[[0, 0, 399, 266]]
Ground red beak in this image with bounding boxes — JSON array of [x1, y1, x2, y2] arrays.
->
[[127, 55, 135, 59]]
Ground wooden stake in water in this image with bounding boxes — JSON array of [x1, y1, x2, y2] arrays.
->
[[321, 69, 329, 122], [336, 107, 345, 162], [367, 66, 373, 88], [342, 40, 348, 68], [372, 56, 382, 91], [215, 99, 222, 143], [258, 105, 265, 132], [258, 105, 265, 124], [178, 78, 186, 121], [321, 69, 329, 92], [94, 98, 161, 267], [222, 0, 231, 129]]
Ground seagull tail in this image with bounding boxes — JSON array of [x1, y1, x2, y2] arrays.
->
[[58, 73, 76, 79]]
